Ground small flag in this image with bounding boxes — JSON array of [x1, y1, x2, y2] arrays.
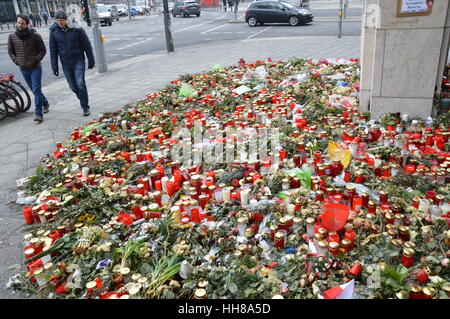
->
[[322, 280, 355, 299]]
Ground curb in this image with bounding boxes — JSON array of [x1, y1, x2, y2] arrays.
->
[[315, 18, 362, 22]]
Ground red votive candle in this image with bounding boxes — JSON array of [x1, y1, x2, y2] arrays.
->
[[23, 206, 34, 225], [344, 229, 356, 243], [191, 208, 200, 223], [401, 248, 415, 268], [352, 195, 362, 211]]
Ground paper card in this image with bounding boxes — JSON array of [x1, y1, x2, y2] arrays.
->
[[234, 85, 252, 95]]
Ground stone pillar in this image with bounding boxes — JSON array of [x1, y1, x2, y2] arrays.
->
[[12, 0, 21, 15], [360, 0, 450, 119], [359, 0, 378, 112], [435, 6, 450, 96], [26, 0, 31, 13]]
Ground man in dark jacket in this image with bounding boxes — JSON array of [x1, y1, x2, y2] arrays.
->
[[8, 14, 49, 122], [42, 12, 49, 26], [49, 10, 95, 116], [29, 13, 35, 27]]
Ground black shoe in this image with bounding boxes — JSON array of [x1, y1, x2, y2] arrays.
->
[[33, 114, 43, 122], [83, 109, 90, 117], [43, 105, 49, 113]]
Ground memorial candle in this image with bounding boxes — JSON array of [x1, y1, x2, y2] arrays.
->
[[222, 187, 231, 203], [240, 189, 250, 206]]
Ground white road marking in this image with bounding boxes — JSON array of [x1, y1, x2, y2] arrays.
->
[[174, 14, 226, 33], [201, 23, 228, 34], [108, 53, 134, 57], [247, 26, 272, 39], [116, 38, 155, 50]]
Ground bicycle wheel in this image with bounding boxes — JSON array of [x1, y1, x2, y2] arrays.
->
[[10, 79, 31, 112], [0, 89, 21, 116], [0, 97, 8, 121], [0, 83, 25, 112]]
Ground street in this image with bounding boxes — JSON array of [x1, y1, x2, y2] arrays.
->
[[0, 7, 361, 86]]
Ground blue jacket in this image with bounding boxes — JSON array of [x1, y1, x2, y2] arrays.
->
[[49, 23, 95, 72]]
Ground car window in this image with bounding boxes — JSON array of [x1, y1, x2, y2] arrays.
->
[[281, 2, 295, 9], [186, 2, 198, 5], [270, 2, 284, 9], [255, 2, 272, 9]]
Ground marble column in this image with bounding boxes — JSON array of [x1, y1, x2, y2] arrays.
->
[[12, 0, 21, 15], [360, 0, 450, 119]]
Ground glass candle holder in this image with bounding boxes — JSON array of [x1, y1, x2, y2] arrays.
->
[[401, 248, 415, 268]]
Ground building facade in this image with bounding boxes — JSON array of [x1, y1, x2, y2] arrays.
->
[[1, 0, 84, 21]]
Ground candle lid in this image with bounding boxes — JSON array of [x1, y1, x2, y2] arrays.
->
[[404, 241, 416, 249], [275, 231, 286, 240], [238, 244, 247, 252], [313, 233, 323, 241], [341, 239, 351, 246], [422, 286, 436, 297], [318, 240, 328, 248], [132, 273, 142, 281], [86, 281, 97, 289], [391, 239, 403, 247], [398, 226, 409, 233], [402, 248, 415, 257], [410, 285, 422, 293], [24, 248, 35, 255], [120, 267, 131, 275], [395, 290, 409, 299], [33, 268, 43, 276], [328, 241, 339, 249], [195, 288, 207, 299], [43, 262, 53, 271]]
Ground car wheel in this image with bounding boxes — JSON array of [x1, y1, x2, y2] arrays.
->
[[289, 16, 299, 26], [173, 12, 176, 17], [196, 13, 200, 17], [247, 16, 257, 27]]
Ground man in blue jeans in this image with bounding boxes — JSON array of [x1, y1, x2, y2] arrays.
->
[[8, 14, 49, 122], [49, 10, 95, 116]]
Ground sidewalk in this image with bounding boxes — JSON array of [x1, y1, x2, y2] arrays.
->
[[0, 34, 360, 298]]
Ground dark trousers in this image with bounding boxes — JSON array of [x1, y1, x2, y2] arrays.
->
[[20, 66, 49, 116], [62, 59, 90, 111]]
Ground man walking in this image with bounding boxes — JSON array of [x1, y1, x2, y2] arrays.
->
[[36, 13, 42, 27], [29, 12, 36, 27], [8, 14, 49, 122], [49, 10, 95, 116], [42, 12, 49, 26]]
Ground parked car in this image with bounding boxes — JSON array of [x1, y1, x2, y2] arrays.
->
[[97, 4, 116, 26], [105, 5, 120, 21], [172, 1, 201, 17], [245, 0, 313, 26], [115, 4, 129, 16]]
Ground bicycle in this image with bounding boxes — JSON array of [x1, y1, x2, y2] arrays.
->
[[0, 95, 9, 121], [0, 73, 31, 112], [0, 85, 21, 116]]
